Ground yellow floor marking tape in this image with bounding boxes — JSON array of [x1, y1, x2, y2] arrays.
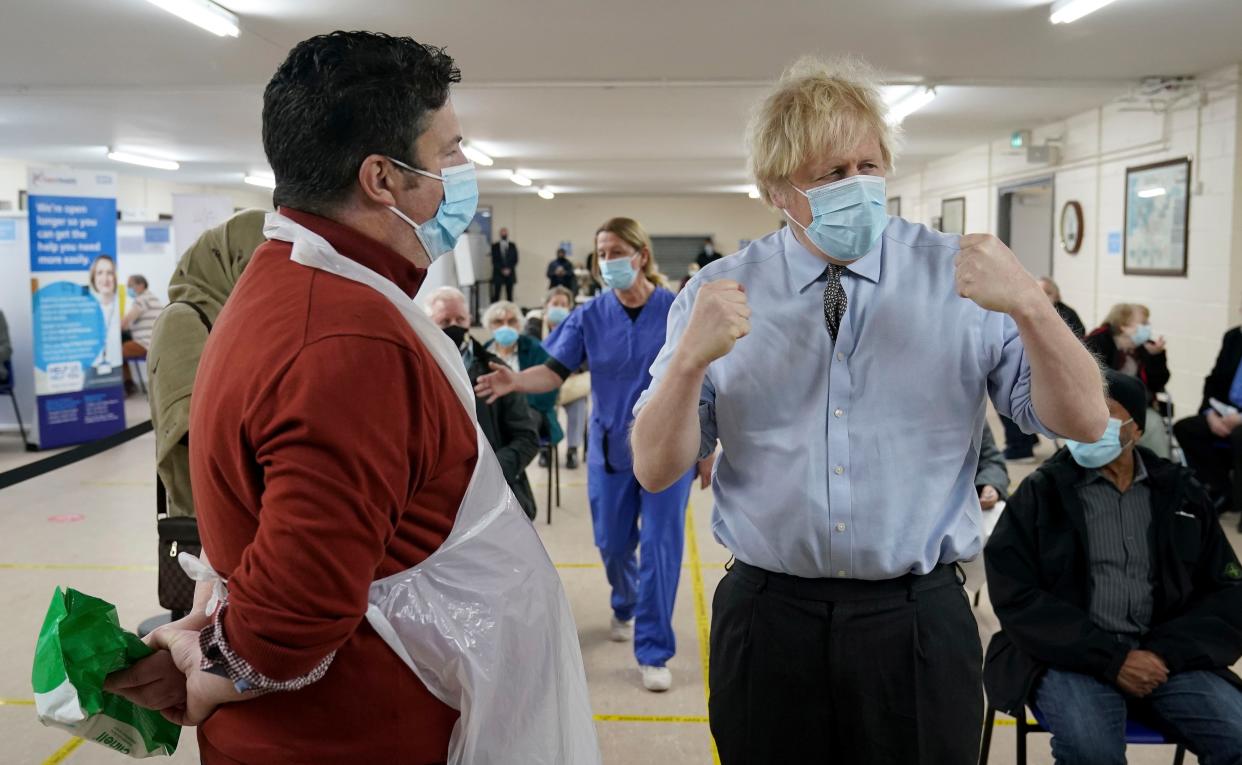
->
[[594, 714, 710, 724], [0, 563, 157, 573], [41, 737, 83, 765], [0, 698, 34, 706], [685, 502, 722, 765]]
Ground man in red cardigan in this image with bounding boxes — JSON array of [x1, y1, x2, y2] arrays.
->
[[106, 32, 481, 764]]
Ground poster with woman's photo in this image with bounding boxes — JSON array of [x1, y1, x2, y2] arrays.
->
[[27, 168, 126, 448]]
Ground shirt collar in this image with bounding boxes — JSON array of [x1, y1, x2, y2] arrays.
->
[[278, 207, 427, 298], [783, 224, 884, 294], [1080, 450, 1150, 488]]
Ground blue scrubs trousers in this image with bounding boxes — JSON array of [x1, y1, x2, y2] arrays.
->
[[588, 460, 694, 668]]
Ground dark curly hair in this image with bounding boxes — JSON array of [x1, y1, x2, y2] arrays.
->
[[262, 31, 461, 214]]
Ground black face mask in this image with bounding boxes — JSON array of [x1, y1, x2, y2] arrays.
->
[[441, 324, 470, 349]]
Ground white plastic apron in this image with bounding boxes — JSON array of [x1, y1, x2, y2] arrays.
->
[[265, 213, 601, 765]]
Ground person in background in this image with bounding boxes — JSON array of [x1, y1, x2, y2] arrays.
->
[[1038, 276, 1085, 338], [429, 287, 540, 519], [527, 286, 588, 470], [122, 275, 164, 351], [491, 227, 518, 302], [679, 262, 700, 293], [477, 217, 703, 693], [1174, 316, 1242, 517], [484, 300, 563, 464], [985, 371, 1242, 764], [547, 247, 578, 292], [977, 423, 1009, 513], [629, 57, 1107, 762], [584, 250, 602, 296], [0, 309, 11, 383], [695, 236, 723, 269], [1086, 303, 1171, 458]]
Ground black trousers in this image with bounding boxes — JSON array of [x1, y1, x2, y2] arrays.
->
[[491, 279, 515, 303], [1175, 414, 1242, 512], [1000, 414, 1038, 457], [709, 561, 983, 764]]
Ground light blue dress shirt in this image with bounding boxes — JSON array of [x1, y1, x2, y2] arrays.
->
[[635, 219, 1054, 580]]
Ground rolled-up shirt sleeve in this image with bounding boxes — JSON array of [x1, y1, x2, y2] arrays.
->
[[987, 313, 1058, 439], [203, 337, 428, 688], [634, 281, 719, 460]]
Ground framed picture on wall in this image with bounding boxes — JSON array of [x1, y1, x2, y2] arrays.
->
[[887, 196, 901, 217], [1124, 158, 1190, 276], [941, 197, 966, 235]]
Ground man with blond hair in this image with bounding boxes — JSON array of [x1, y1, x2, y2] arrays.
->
[[632, 57, 1109, 763]]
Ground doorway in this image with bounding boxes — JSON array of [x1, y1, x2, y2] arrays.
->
[[997, 177, 1054, 279]]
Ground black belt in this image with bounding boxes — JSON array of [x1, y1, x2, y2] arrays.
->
[[729, 559, 960, 602]]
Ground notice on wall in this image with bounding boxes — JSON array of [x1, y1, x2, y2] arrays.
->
[[27, 167, 125, 449]]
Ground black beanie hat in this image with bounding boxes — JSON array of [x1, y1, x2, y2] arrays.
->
[[1104, 370, 1147, 432]]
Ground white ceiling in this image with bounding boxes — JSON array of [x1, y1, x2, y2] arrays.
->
[[1, 0, 1240, 196]]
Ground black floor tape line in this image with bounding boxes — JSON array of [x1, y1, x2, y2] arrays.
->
[[0, 420, 154, 491]]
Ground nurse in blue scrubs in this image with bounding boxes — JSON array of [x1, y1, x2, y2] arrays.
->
[[476, 217, 698, 693]]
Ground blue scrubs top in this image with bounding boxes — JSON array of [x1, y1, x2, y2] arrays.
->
[[543, 287, 676, 471]]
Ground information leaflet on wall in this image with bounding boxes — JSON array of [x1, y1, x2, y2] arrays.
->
[[26, 167, 126, 448]]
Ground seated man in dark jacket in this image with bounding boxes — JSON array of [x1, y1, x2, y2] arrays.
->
[[1174, 324, 1242, 516], [985, 371, 1242, 765], [428, 287, 540, 519]]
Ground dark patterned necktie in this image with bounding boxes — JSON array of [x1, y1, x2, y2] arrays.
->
[[823, 264, 848, 342]]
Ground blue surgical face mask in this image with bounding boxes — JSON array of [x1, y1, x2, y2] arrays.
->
[[1066, 417, 1135, 468], [784, 174, 889, 261], [126, 287, 137, 300], [546, 306, 570, 326], [385, 158, 478, 264], [600, 256, 638, 291], [492, 326, 519, 347], [1131, 324, 1153, 345]]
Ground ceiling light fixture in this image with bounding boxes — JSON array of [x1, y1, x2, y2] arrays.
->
[[886, 87, 937, 126], [107, 150, 180, 171], [1049, 0, 1122, 24], [462, 144, 494, 167], [244, 173, 276, 189], [537, 188, 555, 200], [143, 0, 240, 37], [1137, 187, 1167, 199], [509, 171, 533, 187]]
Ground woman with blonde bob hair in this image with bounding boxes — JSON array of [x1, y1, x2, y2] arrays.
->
[[477, 216, 703, 693], [629, 57, 1111, 764]]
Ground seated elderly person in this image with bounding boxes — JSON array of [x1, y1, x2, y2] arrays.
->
[[985, 371, 1242, 764], [1174, 322, 1242, 518], [1085, 303, 1171, 458], [483, 300, 563, 465], [428, 288, 540, 519]]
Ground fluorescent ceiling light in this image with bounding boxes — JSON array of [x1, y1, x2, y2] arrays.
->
[[1137, 187, 1166, 199], [244, 174, 276, 189], [462, 144, 494, 167], [144, 0, 239, 37], [886, 87, 936, 125], [509, 171, 532, 187], [107, 150, 180, 171], [537, 188, 555, 200], [747, 188, 761, 199], [1049, 0, 1122, 24]]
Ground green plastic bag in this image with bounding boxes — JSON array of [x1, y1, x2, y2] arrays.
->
[[33, 588, 181, 758]]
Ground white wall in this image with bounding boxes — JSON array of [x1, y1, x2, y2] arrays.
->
[[0, 157, 273, 216], [479, 194, 784, 307], [889, 63, 1242, 415]]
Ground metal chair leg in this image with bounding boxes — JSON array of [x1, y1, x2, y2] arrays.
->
[[554, 443, 561, 507], [1172, 745, 1186, 765], [1016, 710, 1028, 765], [979, 707, 996, 765], [7, 390, 33, 451], [545, 443, 553, 525]]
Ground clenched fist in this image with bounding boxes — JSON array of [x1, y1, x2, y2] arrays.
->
[[676, 280, 751, 369], [955, 234, 1042, 315]]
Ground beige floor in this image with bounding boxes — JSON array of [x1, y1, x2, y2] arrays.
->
[[0, 401, 1223, 764]]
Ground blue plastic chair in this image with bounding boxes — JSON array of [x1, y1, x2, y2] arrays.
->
[[981, 702, 1186, 764], [0, 360, 34, 451]]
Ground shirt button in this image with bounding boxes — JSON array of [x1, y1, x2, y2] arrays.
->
[[837, 570, 848, 578], [834, 408, 844, 418], [834, 466, 845, 475], [835, 522, 846, 532], [836, 352, 845, 361]]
